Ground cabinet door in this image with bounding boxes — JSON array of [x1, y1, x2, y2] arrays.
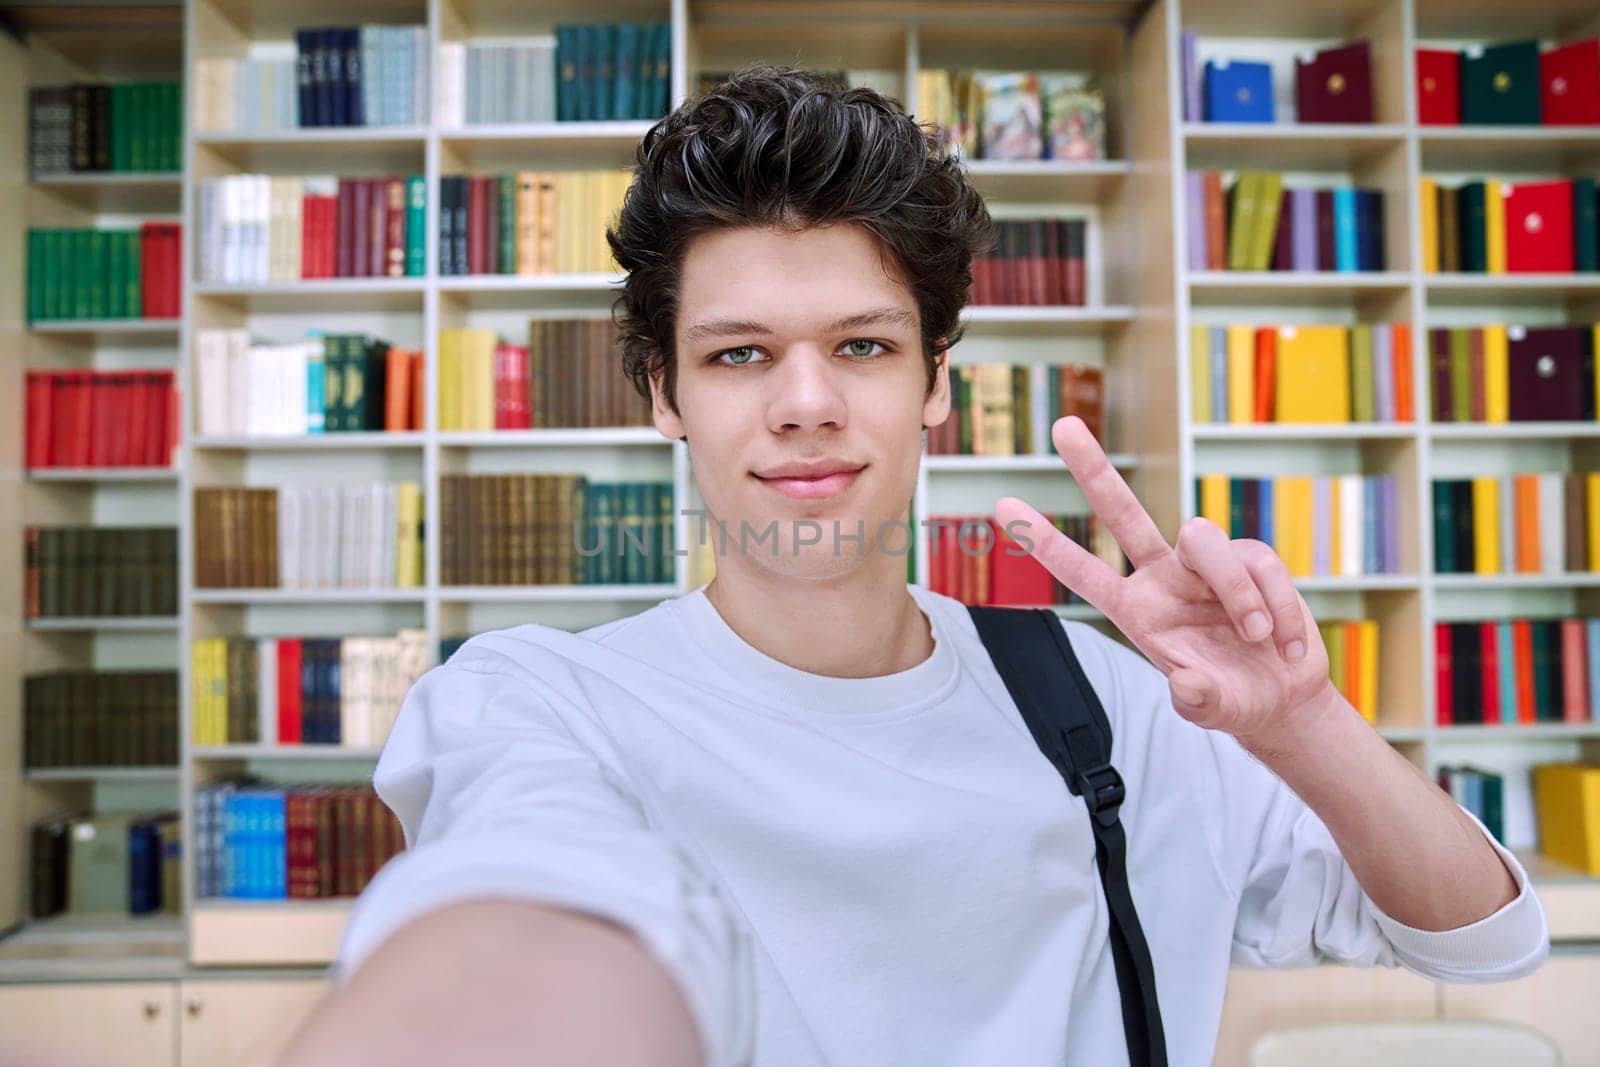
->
[[1213, 965, 1437, 1066], [1440, 953, 1600, 1064], [0, 981, 177, 1067], [178, 977, 329, 1067]]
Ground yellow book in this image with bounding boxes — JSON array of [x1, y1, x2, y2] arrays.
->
[[438, 328, 462, 431], [1189, 324, 1212, 423], [190, 640, 210, 744], [1472, 476, 1500, 574], [1226, 324, 1254, 424], [1485, 180, 1507, 274], [553, 172, 575, 273], [515, 171, 539, 274], [1357, 618, 1379, 724], [208, 637, 227, 746], [1322, 620, 1346, 703], [395, 481, 422, 587], [1271, 476, 1313, 577], [1250, 171, 1283, 272], [466, 328, 497, 431], [1275, 325, 1350, 423], [1199, 474, 1230, 529], [1533, 763, 1600, 875], [1226, 172, 1260, 272], [1329, 476, 1342, 576], [606, 169, 631, 273], [1419, 178, 1438, 273], [1483, 325, 1509, 423], [1588, 473, 1600, 572]]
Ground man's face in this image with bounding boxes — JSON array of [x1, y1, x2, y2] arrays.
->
[[651, 223, 950, 580]]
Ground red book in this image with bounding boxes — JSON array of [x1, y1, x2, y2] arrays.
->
[[1540, 40, 1600, 126], [301, 193, 318, 278], [138, 226, 158, 316], [49, 372, 73, 467], [1562, 618, 1589, 722], [503, 343, 531, 429], [493, 341, 514, 429], [1504, 179, 1575, 272], [468, 177, 487, 276], [991, 522, 1054, 606], [1296, 41, 1375, 124], [1434, 623, 1453, 725], [68, 370, 93, 467], [1253, 328, 1276, 422], [286, 791, 317, 898], [25, 372, 52, 468], [318, 196, 339, 278], [336, 179, 356, 278], [278, 638, 304, 744], [1416, 48, 1460, 125], [352, 179, 373, 278], [165, 373, 179, 466], [384, 178, 406, 277], [1479, 622, 1502, 724], [115, 372, 140, 466], [1513, 620, 1535, 725], [144, 372, 168, 467]]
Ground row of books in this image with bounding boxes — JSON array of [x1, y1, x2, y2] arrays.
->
[[194, 56, 299, 135], [1436, 617, 1600, 727], [1183, 39, 1375, 125], [1418, 40, 1600, 126], [24, 370, 178, 469], [1429, 326, 1600, 423], [1439, 766, 1505, 845], [553, 23, 672, 123], [24, 671, 178, 769], [194, 483, 424, 590], [289, 25, 429, 128], [198, 174, 427, 283], [925, 363, 1104, 456], [1194, 475, 1403, 578], [194, 330, 423, 437], [923, 513, 1124, 607], [196, 780, 401, 900], [28, 82, 182, 175], [440, 474, 674, 586], [1432, 475, 1600, 576], [191, 631, 426, 747], [1190, 323, 1416, 425], [26, 224, 182, 320], [437, 170, 628, 276], [970, 219, 1088, 306], [1319, 618, 1380, 724], [1420, 177, 1599, 274], [1187, 172, 1388, 273], [24, 526, 178, 619], [31, 811, 179, 918], [915, 69, 1106, 162], [438, 321, 652, 432]]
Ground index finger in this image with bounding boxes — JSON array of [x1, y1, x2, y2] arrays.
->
[[1052, 416, 1170, 571]]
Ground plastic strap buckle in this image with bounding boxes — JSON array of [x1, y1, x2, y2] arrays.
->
[[1075, 763, 1126, 827]]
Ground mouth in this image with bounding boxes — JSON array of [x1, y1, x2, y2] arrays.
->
[[751, 465, 866, 501]]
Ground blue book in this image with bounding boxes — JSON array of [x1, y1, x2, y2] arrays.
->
[[1333, 187, 1358, 271], [343, 27, 363, 126], [1210, 325, 1228, 421], [266, 790, 287, 899], [614, 24, 639, 121], [1501, 621, 1520, 725], [295, 30, 318, 127], [1258, 478, 1274, 549], [1355, 189, 1384, 270], [1587, 620, 1600, 721], [1203, 59, 1274, 123], [360, 26, 382, 127], [1363, 477, 1378, 575]]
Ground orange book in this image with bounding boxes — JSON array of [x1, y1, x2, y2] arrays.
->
[[1513, 619, 1536, 725], [1392, 325, 1413, 422], [409, 350, 424, 431], [384, 347, 413, 431], [1254, 328, 1276, 423], [1514, 474, 1540, 572], [1343, 622, 1361, 711]]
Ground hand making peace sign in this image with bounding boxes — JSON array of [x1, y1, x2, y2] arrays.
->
[[994, 416, 1340, 746]]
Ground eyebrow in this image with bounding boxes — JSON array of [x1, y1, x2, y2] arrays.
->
[[682, 306, 918, 344]]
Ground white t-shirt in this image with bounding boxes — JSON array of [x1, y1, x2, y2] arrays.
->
[[334, 583, 1549, 1066]]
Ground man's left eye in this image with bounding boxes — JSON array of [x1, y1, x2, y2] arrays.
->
[[843, 340, 886, 358]]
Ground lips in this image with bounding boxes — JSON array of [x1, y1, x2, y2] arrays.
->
[[752, 462, 865, 501]]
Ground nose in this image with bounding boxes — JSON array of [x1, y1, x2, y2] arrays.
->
[[765, 345, 848, 434]]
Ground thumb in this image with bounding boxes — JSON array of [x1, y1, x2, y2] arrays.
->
[[1167, 668, 1215, 715]]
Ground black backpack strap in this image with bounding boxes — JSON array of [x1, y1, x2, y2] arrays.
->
[[967, 605, 1168, 1067]]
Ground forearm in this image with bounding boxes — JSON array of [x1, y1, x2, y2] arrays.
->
[[276, 899, 704, 1067], [1238, 682, 1520, 932]]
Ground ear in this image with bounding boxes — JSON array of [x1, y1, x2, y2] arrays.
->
[[648, 365, 686, 440], [922, 345, 952, 429]]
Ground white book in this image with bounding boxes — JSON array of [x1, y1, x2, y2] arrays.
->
[[195, 330, 229, 436], [278, 483, 300, 589], [1030, 364, 1049, 455], [1539, 472, 1564, 575], [198, 181, 217, 281], [254, 173, 272, 283], [339, 638, 361, 747], [437, 40, 464, 127], [342, 485, 365, 588], [277, 343, 303, 434], [1339, 475, 1363, 577], [318, 483, 342, 587], [256, 638, 278, 744], [1499, 476, 1516, 574], [379, 483, 398, 588], [413, 26, 429, 128], [225, 331, 251, 436], [245, 344, 276, 436]]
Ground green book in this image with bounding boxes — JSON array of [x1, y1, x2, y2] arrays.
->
[[106, 232, 125, 319], [1574, 178, 1598, 273], [1228, 477, 1243, 539], [1458, 181, 1487, 273], [1350, 325, 1374, 423], [591, 482, 612, 584], [129, 84, 147, 172], [1530, 620, 1551, 720], [956, 366, 973, 454], [322, 335, 345, 432], [68, 813, 136, 915], [405, 175, 425, 276], [125, 230, 141, 317], [1448, 328, 1472, 424], [1226, 171, 1260, 272], [655, 481, 673, 584], [341, 334, 367, 433], [27, 230, 43, 322], [1432, 481, 1454, 574], [71, 230, 91, 319], [614, 24, 639, 121], [1462, 41, 1540, 125], [110, 84, 130, 171], [499, 174, 515, 275]]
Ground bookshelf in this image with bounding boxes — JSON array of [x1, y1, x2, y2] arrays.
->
[[3, 0, 1597, 1037]]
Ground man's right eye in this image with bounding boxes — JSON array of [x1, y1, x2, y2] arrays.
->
[[714, 347, 767, 366]]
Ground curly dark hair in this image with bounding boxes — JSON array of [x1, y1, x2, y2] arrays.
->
[[607, 64, 996, 415]]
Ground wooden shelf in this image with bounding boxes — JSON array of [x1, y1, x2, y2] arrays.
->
[[1189, 270, 1412, 291], [1428, 423, 1600, 441], [1424, 273, 1600, 296], [192, 746, 383, 760], [24, 616, 178, 632], [1184, 123, 1406, 169], [27, 466, 178, 482], [438, 584, 679, 602], [1192, 423, 1416, 440], [436, 273, 625, 293], [923, 453, 1140, 471], [191, 433, 424, 451], [959, 159, 1130, 201], [25, 766, 179, 782], [1435, 724, 1600, 741], [1419, 125, 1600, 172], [30, 171, 183, 213], [1432, 574, 1600, 591], [438, 428, 665, 447], [28, 318, 179, 338], [189, 589, 425, 604]]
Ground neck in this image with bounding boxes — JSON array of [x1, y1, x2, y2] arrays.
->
[[702, 550, 934, 680]]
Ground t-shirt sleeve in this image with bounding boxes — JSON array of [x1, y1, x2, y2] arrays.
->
[[333, 646, 754, 1067], [1193, 712, 1550, 981]]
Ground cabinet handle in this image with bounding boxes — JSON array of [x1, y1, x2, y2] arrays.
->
[[143, 999, 163, 1020], [186, 996, 204, 1018]]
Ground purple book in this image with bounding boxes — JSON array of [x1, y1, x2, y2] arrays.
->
[[1291, 188, 1317, 271], [1186, 171, 1207, 269], [1182, 31, 1201, 121], [1313, 475, 1331, 576], [1509, 327, 1586, 421]]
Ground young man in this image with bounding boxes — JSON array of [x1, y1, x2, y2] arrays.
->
[[280, 67, 1548, 1066]]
